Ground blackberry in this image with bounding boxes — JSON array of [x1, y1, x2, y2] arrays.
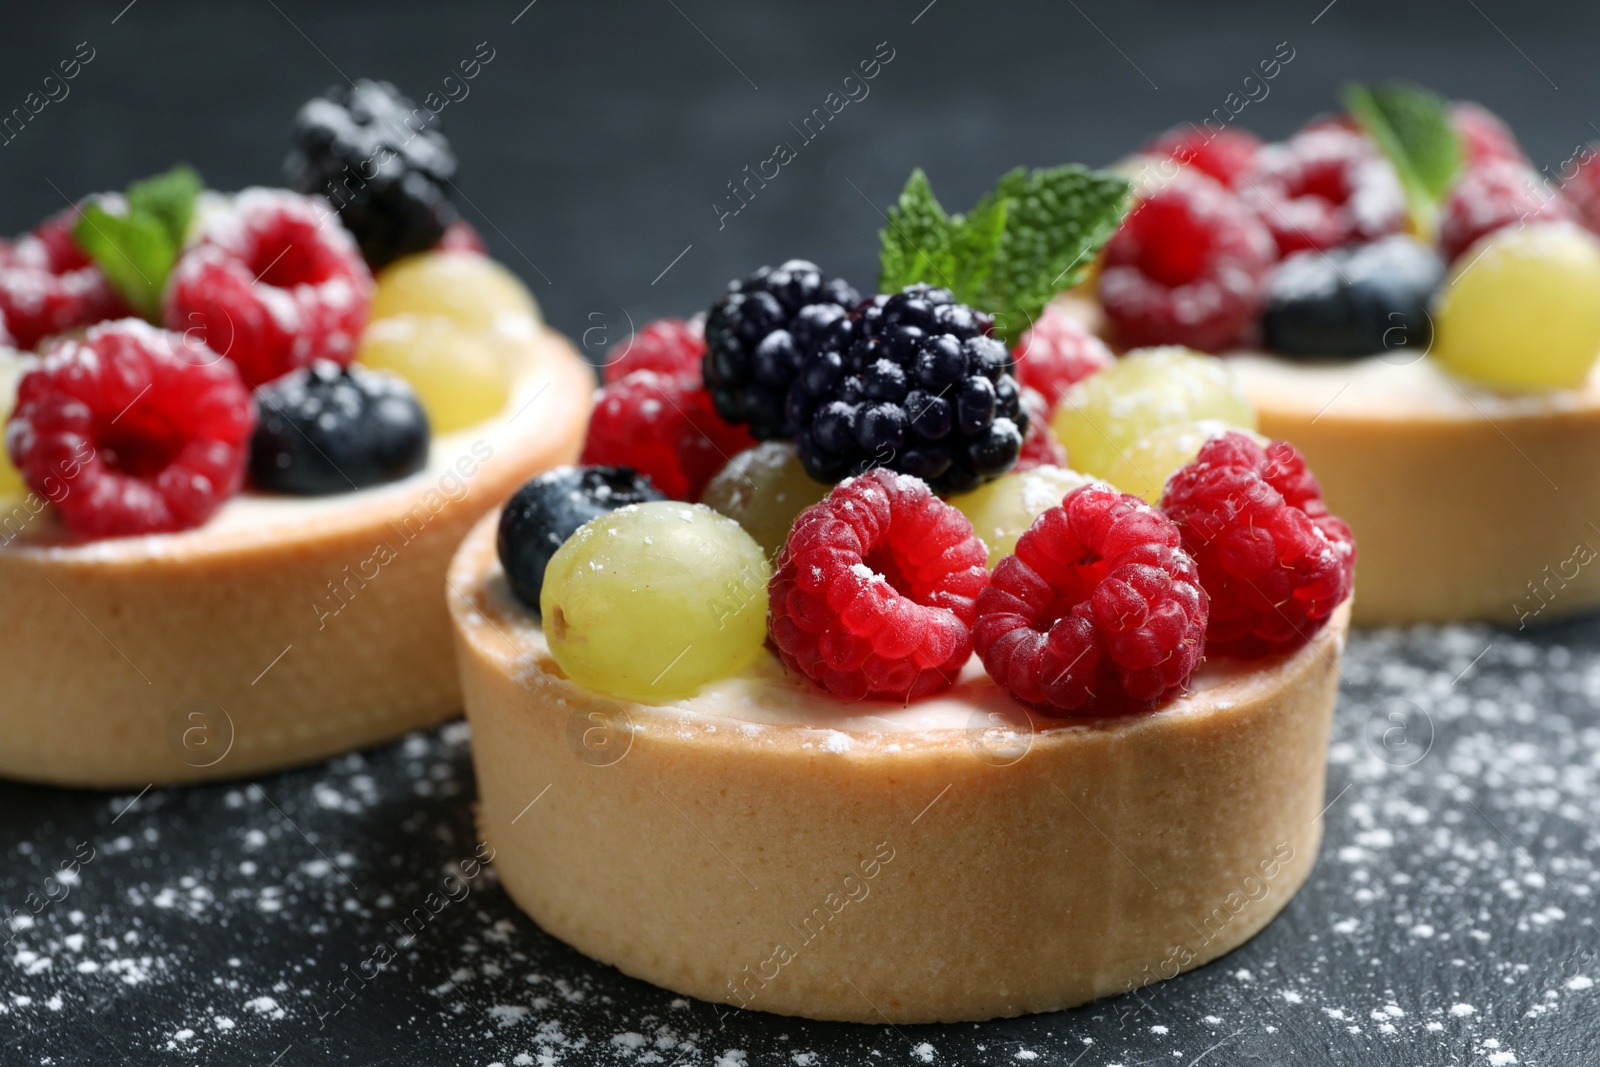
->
[[789, 285, 1028, 494], [702, 259, 860, 440], [250, 362, 430, 495], [496, 466, 666, 612], [284, 80, 458, 270]]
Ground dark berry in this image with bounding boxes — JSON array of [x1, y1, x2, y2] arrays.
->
[[1261, 236, 1445, 358], [496, 466, 665, 612], [250, 361, 429, 494], [702, 259, 860, 440], [790, 285, 1025, 494], [284, 79, 458, 269]]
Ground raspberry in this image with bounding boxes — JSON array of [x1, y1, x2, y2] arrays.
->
[[767, 469, 988, 701], [1159, 432, 1354, 657], [579, 370, 755, 501], [1438, 159, 1579, 264], [1453, 101, 1526, 168], [601, 317, 705, 384], [1098, 173, 1275, 352], [1565, 147, 1600, 237], [1010, 303, 1114, 410], [973, 484, 1207, 715], [789, 285, 1027, 493], [164, 189, 373, 388], [1013, 387, 1066, 472], [437, 217, 486, 254], [5, 320, 254, 539], [1144, 126, 1263, 185], [0, 207, 130, 351], [1237, 128, 1406, 256], [703, 260, 860, 439]]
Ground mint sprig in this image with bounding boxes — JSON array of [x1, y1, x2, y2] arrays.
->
[[72, 165, 202, 321], [878, 164, 1130, 343], [1343, 82, 1460, 232]]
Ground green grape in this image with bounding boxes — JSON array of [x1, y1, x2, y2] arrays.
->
[[0, 353, 28, 500], [540, 501, 771, 702], [357, 314, 510, 434], [1051, 347, 1255, 479], [700, 442, 829, 557], [1102, 419, 1243, 504], [1433, 223, 1600, 391], [370, 250, 540, 330], [948, 465, 1096, 568]]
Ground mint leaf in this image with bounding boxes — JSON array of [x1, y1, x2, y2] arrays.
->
[[977, 165, 1130, 341], [877, 164, 1131, 344], [1344, 82, 1460, 229], [72, 165, 202, 321], [878, 168, 958, 293]]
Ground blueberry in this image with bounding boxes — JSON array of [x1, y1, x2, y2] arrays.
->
[[496, 466, 665, 613], [1262, 236, 1445, 358], [250, 362, 430, 495]]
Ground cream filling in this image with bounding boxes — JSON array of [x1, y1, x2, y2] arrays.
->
[[4, 316, 559, 560]]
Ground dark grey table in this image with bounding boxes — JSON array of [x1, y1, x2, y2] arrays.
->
[[3, 1, 1599, 1063]]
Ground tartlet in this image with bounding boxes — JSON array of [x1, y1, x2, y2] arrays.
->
[[450, 510, 1347, 1023], [0, 323, 590, 787]]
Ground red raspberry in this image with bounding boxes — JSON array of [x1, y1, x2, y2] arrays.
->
[[600, 317, 706, 384], [1144, 126, 1263, 185], [1237, 128, 1406, 256], [1453, 101, 1526, 168], [1438, 159, 1580, 264], [437, 217, 486, 254], [5, 320, 255, 540], [1012, 387, 1067, 472], [1010, 304, 1113, 410], [768, 470, 989, 701], [974, 484, 1207, 715], [1098, 172, 1275, 352], [0, 207, 130, 351], [1566, 146, 1600, 236], [164, 189, 373, 388], [579, 369, 755, 501], [1160, 432, 1354, 657]]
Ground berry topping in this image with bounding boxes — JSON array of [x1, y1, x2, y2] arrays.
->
[[703, 259, 860, 440], [0, 207, 130, 351], [1437, 159, 1579, 265], [973, 484, 1207, 714], [1567, 147, 1600, 237], [250, 361, 429, 495], [1098, 173, 1276, 352], [1237, 128, 1407, 256], [602, 317, 705, 384], [164, 189, 373, 389], [356, 314, 509, 434], [789, 285, 1027, 494], [1452, 101, 1526, 168], [1010, 303, 1115, 410], [1012, 386, 1068, 472], [437, 217, 486, 255], [541, 501, 771, 702], [1432, 223, 1600, 390], [1261, 235, 1445, 358], [497, 465, 665, 613], [1051, 346, 1255, 481], [1161, 433, 1353, 656], [580, 370, 755, 502], [285, 79, 458, 269], [768, 470, 988, 701], [948, 464, 1094, 569], [700, 441, 828, 557], [369, 249, 538, 331], [5, 320, 254, 539], [1144, 126, 1264, 185]]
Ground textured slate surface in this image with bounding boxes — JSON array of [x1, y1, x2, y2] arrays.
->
[[2, 0, 1599, 1064]]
